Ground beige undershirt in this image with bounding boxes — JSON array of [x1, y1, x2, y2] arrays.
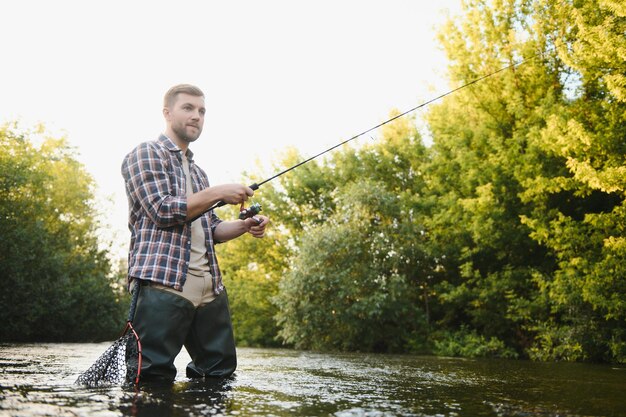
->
[[183, 156, 212, 278]]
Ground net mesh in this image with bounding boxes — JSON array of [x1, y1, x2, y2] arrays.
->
[[76, 284, 142, 387], [75, 327, 140, 387]]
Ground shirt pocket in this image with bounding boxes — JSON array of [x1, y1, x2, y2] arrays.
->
[[193, 170, 209, 192]]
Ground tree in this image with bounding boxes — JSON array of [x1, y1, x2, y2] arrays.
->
[[424, 0, 625, 362], [423, 0, 564, 357], [520, 0, 626, 361], [274, 114, 432, 352], [0, 123, 126, 342]]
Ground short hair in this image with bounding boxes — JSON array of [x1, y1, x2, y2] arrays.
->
[[163, 84, 204, 108]]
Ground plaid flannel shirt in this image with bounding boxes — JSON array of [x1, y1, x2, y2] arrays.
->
[[121, 135, 223, 292]]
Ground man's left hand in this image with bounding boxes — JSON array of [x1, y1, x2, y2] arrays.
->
[[244, 215, 269, 238]]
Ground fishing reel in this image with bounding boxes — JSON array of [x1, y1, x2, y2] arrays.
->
[[239, 202, 262, 221]]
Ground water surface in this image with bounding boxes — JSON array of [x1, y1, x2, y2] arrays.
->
[[0, 343, 624, 416]]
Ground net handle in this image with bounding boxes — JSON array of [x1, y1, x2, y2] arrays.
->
[[127, 282, 141, 323]]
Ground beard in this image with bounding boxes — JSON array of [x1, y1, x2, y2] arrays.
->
[[172, 122, 202, 143]]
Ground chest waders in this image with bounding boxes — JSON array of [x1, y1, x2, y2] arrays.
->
[[131, 282, 236, 382]]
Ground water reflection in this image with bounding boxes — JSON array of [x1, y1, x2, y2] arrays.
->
[[0, 343, 625, 417], [117, 378, 233, 417]]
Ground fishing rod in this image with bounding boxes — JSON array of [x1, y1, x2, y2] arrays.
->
[[216, 53, 540, 220]]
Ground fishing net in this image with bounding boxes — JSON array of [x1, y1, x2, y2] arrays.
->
[[76, 286, 142, 387], [75, 323, 141, 387]]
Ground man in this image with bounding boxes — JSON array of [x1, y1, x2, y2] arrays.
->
[[121, 84, 269, 383]]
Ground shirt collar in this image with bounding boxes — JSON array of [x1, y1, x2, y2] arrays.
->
[[158, 134, 195, 161]]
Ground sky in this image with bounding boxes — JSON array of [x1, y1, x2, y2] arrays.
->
[[1, 0, 462, 257]]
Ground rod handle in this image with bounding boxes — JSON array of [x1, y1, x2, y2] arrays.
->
[[127, 282, 141, 323], [211, 183, 259, 210]]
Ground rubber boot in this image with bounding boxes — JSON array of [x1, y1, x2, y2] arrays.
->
[[184, 290, 237, 378], [131, 284, 195, 383]]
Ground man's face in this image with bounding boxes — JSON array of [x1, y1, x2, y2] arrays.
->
[[165, 93, 206, 144]]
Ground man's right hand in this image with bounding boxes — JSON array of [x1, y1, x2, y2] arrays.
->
[[187, 183, 254, 221], [213, 183, 255, 205]]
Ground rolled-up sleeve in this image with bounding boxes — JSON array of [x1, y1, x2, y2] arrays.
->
[[122, 142, 187, 228], [210, 211, 222, 233]]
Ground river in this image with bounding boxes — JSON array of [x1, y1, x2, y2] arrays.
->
[[0, 343, 624, 416]]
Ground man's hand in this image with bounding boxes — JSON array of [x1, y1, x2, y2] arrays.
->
[[214, 183, 255, 205], [244, 215, 269, 238], [187, 183, 254, 222], [213, 214, 269, 242]]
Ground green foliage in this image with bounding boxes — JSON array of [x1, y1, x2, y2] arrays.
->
[[270, 115, 432, 353], [275, 181, 427, 352], [517, 0, 626, 362], [188, 1, 626, 363], [423, 0, 626, 362], [433, 327, 518, 359], [423, 0, 562, 358], [0, 123, 126, 342]]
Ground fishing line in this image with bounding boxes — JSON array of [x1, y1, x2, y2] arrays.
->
[[211, 51, 542, 214]]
